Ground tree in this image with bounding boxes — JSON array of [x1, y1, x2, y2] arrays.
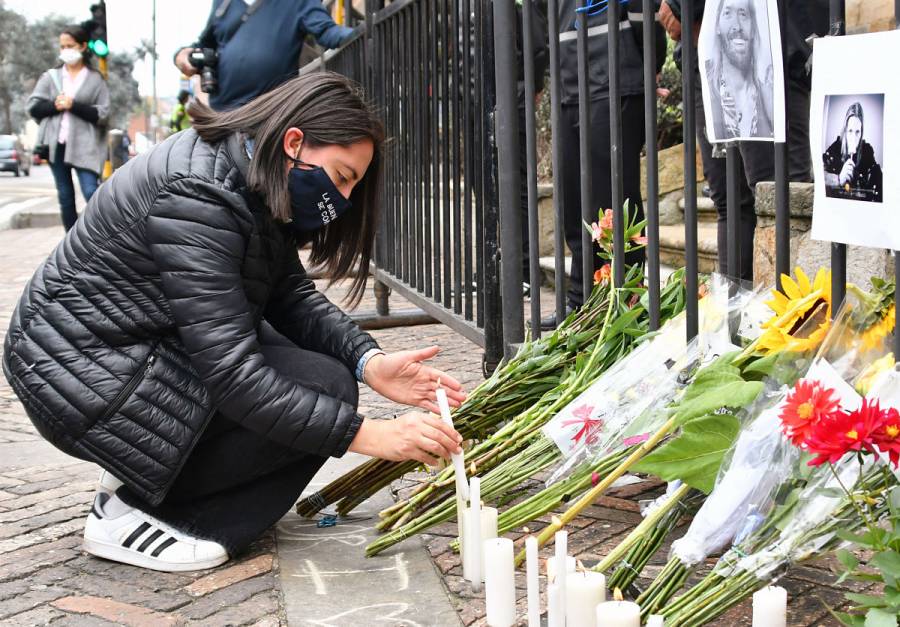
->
[[106, 52, 141, 130]]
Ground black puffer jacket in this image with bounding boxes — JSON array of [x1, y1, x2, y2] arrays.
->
[[2, 130, 378, 506]]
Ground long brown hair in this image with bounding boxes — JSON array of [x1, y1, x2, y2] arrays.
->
[[190, 72, 384, 307]]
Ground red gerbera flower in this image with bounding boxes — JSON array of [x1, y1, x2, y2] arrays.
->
[[805, 399, 886, 467], [872, 405, 900, 468], [779, 379, 841, 446]]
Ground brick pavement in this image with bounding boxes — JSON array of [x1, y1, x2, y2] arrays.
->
[[0, 225, 875, 626]]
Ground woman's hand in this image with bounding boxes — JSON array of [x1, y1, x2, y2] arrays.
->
[[348, 412, 463, 466], [54, 95, 73, 111], [363, 347, 467, 413]]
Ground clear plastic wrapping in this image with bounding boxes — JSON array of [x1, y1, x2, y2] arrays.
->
[[542, 275, 764, 486]]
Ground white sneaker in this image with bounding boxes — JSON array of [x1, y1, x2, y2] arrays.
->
[[97, 470, 124, 496], [83, 493, 229, 572]]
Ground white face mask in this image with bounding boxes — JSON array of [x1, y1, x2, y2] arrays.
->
[[59, 48, 82, 66]]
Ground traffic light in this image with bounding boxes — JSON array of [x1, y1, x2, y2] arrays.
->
[[83, 2, 108, 59]]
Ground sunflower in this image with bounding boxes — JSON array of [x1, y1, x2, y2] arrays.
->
[[757, 267, 832, 355], [855, 352, 896, 396], [860, 304, 895, 351]]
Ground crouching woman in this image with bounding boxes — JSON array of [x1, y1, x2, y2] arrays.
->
[[2, 72, 465, 572]]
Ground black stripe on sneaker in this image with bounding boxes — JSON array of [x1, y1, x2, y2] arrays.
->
[[90, 503, 102, 519], [122, 522, 151, 548], [137, 529, 164, 553], [151, 536, 177, 557]]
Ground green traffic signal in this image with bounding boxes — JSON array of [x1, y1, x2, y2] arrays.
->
[[89, 39, 109, 57]]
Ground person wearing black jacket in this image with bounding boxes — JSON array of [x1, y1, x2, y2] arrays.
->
[[2, 73, 466, 573], [660, 0, 828, 280], [542, 0, 666, 328]]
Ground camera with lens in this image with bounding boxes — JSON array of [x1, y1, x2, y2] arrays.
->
[[188, 47, 218, 94]]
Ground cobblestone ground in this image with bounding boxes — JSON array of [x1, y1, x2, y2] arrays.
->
[[0, 225, 878, 626]]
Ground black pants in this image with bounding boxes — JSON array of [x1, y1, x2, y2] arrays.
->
[[560, 95, 646, 308], [119, 324, 359, 556], [695, 76, 812, 280]]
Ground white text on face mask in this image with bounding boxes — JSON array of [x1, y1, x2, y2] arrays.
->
[[318, 192, 338, 224]]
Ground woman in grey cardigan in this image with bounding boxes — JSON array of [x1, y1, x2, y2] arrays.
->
[[28, 24, 109, 231]]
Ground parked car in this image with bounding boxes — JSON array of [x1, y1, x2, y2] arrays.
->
[[0, 135, 31, 177]]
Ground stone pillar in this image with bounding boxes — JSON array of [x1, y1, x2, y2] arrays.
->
[[753, 181, 893, 288]]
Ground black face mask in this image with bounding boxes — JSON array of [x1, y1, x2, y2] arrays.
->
[[287, 155, 352, 233]]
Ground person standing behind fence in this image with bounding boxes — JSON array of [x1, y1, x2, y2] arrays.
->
[[659, 0, 828, 280], [174, 0, 355, 112], [170, 90, 193, 133], [27, 24, 109, 232], [541, 0, 666, 329]]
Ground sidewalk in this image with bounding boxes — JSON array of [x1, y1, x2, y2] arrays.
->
[[0, 225, 869, 626]]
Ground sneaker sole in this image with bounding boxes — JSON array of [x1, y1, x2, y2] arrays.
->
[[83, 537, 228, 572]]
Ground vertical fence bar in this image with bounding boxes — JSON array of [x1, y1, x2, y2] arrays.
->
[[896, 0, 900, 358], [482, 0, 504, 369], [681, 0, 699, 339], [431, 6, 442, 303], [726, 144, 741, 280], [343, 0, 352, 26], [423, 1, 433, 298], [829, 0, 846, 313], [774, 0, 790, 290], [452, 0, 464, 315], [523, 0, 541, 339], [442, 2, 453, 309], [414, 4, 424, 294], [577, 0, 593, 304], [403, 8, 412, 287], [549, 0, 565, 323], [642, 0, 661, 330], [609, 0, 625, 287], [392, 18, 401, 278], [494, 0, 525, 353], [463, 0, 475, 321], [475, 0, 487, 328]]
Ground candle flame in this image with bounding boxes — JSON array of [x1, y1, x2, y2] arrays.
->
[[576, 559, 585, 573], [551, 515, 562, 528], [469, 462, 477, 475], [437, 377, 442, 388], [522, 526, 530, 533], [614, 587, 624, 602]]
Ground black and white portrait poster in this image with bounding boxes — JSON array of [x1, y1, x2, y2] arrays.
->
[[698, 0, 785, 143], [811, 31, 899, 250]]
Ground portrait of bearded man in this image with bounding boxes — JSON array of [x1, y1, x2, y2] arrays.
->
[[703, 0, 775, 140]]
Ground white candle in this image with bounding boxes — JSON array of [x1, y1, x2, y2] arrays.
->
[[545, 555, 577, 581], [554, 528, 568, 626], [547, 582, 564, 627], [566, 571, 606, 627], [483, 538, 516, 627], [436, 386, 469, 503], [480, 506, 499, 577], [463, 477, 483, 590], [526, 536, 540, 627], [595, 599, 640, 627], [646, 615, 665, 627], [752, 586, 787, 627]]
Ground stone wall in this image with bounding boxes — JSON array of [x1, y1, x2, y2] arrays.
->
[[753, 181, 893, 289], [847, 0, 895, 34]]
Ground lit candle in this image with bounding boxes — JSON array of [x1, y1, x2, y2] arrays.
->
[[566, 570, 606, 627], [480, 506, 499, 577], [554, 524, 568, 626], [595, 589, 640, 627], [646, 615, 665, 627], [463, 476, 483, 590], [752, 586, 787, 627], [484, 538, 516, 627], [545, 555, 576, 581], [547, 582, 564, 627], [526, 536, 540, 627]]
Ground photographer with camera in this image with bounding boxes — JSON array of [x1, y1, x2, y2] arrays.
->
[[174, 0, 355, 111]]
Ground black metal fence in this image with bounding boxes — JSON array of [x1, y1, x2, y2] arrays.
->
[[303, 0, 900, 370]]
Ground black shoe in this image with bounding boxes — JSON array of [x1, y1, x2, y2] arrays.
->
[[540, 306, 575, 331]]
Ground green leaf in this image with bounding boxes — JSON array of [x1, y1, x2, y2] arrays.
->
[[847, 592, 891, 608], [864, 608, 898, 627], [673, 380, 764, 426], [872, 550, 900, 588], [633, 413, 741, 493], [836, 548, 860, 572]]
